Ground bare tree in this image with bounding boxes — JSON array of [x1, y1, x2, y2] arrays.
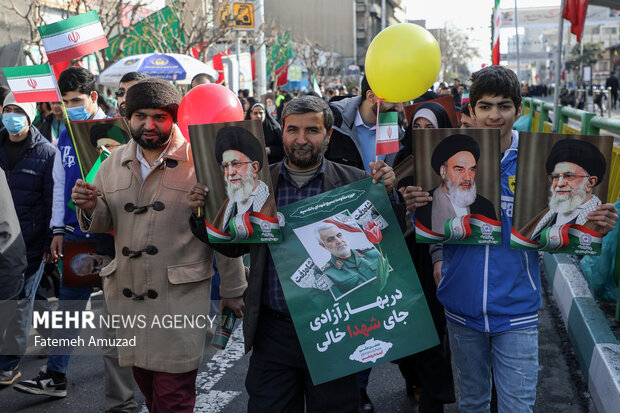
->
[[3, 0, 146, 69], [239, 18, 293, 90], [292, 39, 322, 82], [434, 24, 480, 82], [3, 0, 238, 70]]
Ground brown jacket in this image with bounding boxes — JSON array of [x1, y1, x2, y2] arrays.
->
[[78, 127, 246, 373]]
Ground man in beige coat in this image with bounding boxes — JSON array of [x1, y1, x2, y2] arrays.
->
[[71, 78, 246, 412]]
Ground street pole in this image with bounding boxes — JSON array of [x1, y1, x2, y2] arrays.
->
[[255, 0, 266, 97], [236, 30, 241, 92], [353, 0, 357, 68], [514, 0, 521, 80], [381, 0, 386, 30], [553, 0, 566, 133]]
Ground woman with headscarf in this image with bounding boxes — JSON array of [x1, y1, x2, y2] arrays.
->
[[395, 99, 456, 413], [412, 101, 453, 129], [395, 102, 454, 181], [245, 102, 284, 164]]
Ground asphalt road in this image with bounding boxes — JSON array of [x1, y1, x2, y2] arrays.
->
[[0, 273, 596, 412]]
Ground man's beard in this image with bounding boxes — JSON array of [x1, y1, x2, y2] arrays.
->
[[118, 104, 126, 117], [225, 165, 256, 203], [548, 180, 588, 214], [372, 104, 405, 127], [446, 178, 477, 208], [286, 137, 329, 168], [130, 126, 171, 150]]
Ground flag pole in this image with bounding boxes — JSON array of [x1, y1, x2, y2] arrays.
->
[[553, 0, 566, 133], [375, 99, 382, 165], [48, 62, 85, 179]]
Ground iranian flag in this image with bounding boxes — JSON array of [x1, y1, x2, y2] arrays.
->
[[376, 112, 399, 155], [39, 10, 108, 65], [563, 0, 589, 42], [3, 65, 61, 103], [492, 0, 501, 65], [312, 74, 322, 97]]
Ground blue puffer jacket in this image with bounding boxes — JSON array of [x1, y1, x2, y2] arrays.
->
[[0, 125, 55, 264], [436, 132, 542, 333]]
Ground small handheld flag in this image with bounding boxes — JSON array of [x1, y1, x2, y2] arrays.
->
[[376, 112, 399, 155], [3, 65, 61, 103], [39, 10, 108, 64]]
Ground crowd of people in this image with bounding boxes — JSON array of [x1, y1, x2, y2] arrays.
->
[[1, 63, 618, 413]]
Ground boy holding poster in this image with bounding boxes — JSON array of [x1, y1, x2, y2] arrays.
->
[[401, 66, 617, 412]]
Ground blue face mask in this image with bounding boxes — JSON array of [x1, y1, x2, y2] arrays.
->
[[66, 105, 91, 121], [2, 113, 29, 135]]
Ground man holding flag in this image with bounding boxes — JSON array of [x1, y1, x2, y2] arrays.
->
[[326, 75, 405, 174], [15, 67, 137, 412]]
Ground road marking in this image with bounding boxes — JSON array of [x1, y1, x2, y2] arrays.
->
[[138, 325, 245, 412]]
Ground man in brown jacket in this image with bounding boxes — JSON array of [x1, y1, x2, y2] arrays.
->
[[70, 78, 246, 412]]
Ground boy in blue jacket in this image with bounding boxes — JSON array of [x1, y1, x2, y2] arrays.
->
[[401, 65, 618, 412]]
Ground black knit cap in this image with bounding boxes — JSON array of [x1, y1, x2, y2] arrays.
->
[[89, 123, 129, 148], [215, 126, 263, 171], [431, 134, 480, 175], [546, 139, 606, 186], [124, 78, 180, 122]]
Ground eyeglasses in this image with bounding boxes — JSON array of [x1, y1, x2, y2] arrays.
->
[[115, 90, 125, 98], [549, 173, 590, 182], [220, 160, 252, 171]]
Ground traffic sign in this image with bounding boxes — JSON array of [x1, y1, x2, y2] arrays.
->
[[232, 2, 254, 29], [218, 4, 232, 29]]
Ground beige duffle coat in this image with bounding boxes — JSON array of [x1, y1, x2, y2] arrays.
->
[[78, 127, 246, 373]]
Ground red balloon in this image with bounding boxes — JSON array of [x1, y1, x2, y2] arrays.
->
[[177, 84, 244, 141]]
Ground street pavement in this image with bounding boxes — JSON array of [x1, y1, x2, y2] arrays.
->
[[0, 269, 596, 413]]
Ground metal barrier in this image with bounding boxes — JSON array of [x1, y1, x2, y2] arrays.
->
[[523, 97, 620, 321]]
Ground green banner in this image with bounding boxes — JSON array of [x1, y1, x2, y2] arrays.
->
[[106, 6, 184, 60], [267, 31, 293, 72], [268, 178, 438, 385]]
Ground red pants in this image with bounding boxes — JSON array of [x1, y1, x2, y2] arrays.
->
[[132, 366, 198, 412]]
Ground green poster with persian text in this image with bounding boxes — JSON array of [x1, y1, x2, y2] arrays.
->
[[268, 178, 438, 385]]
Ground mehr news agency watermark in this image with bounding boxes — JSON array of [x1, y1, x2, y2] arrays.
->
[[30, 308, 219, 350]]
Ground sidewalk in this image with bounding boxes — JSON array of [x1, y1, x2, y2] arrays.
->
[[542, 253, 620, 413]]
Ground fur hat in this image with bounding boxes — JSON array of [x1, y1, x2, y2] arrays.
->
[[124, 78, 180, 122], [2, 93, 36, 124]]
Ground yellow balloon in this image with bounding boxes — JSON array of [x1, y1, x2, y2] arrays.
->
[[365, 23, 441, 103]]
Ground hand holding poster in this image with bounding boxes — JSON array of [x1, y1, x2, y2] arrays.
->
[[413, 128, 502, 245], [189, 120, 281, 243], [269, 178, 438, 385], [512, 133, 613, 255]]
